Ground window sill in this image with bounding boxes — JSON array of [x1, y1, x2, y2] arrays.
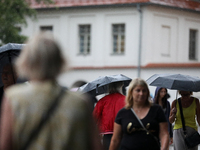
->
[[110, 53, 125, 56], [77, 53, 90, 56]]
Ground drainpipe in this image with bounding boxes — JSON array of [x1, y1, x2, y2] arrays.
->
[[137, 4, 143, 78]]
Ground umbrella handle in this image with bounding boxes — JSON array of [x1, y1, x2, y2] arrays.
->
[[176, 90, 178, 100], [96, 84, 100, 94]]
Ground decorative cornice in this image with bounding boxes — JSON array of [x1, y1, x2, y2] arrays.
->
[[69, 63, 200, 70], [143, 63, 200, 68], [70, 66, 137, 70], [29, 0, 200, 12]]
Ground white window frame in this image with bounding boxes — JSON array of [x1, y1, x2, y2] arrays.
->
[[112, 24, 125, 54], [79, 24, 91, 55], [189, 29, 198, 61]]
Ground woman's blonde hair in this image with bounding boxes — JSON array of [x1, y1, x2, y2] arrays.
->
[[16, 31, 67, 80], [125, 78, 150, 109]]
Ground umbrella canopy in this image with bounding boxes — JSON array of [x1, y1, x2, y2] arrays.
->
[[78, 74, 132, 97], [0, 43, 25, 87], [146, 73, 200, 92]]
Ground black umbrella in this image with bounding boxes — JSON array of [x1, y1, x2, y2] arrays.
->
[[78, 74, 132, 97], [0, 43, 25, 87], [146, 73, 200, 92]]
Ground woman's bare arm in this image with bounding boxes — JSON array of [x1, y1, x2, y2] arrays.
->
[[109, 123, 122, 150], [195, 98, 200, 126], [169, 100, 177, 124], [159, 122, 169, 150]]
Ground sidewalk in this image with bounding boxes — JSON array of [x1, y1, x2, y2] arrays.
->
[[169, 144, 200, 150]]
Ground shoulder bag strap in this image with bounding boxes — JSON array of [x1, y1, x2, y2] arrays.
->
[[178, 98, 187, 136], [130, 108, 147, 132], [130, 108, 160, 146], [21, 87, 66, 150]]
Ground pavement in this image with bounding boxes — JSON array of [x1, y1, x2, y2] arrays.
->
[[169, 144, 200, 150]]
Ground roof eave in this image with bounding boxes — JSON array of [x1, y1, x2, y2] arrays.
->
[[150, 3, 200, 14], [32, 2, 149, 10], [32, 2, 200, 13]]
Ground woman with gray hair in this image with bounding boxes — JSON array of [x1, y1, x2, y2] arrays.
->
[[93, 81, 126, 150], [0, 31, 102, 150]]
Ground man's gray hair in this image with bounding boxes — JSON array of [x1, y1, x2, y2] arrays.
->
[[16, 31, 67, 80]]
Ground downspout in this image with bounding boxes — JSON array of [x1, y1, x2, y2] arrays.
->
[[137, 4, 143, 77]]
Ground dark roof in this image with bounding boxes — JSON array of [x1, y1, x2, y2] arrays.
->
[[30, 0, 200, 12]]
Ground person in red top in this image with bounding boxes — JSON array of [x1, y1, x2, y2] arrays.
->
[[93, 81, 126, 150]]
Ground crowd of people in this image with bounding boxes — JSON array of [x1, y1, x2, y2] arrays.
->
[[0, 31, 200, 150]]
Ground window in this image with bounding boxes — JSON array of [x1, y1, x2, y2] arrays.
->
[[161, 25, 170, 57], [112, 24, 125, 54], [40, 26, 53, 31], [189, 29, 198, 60], [79, 25, 91, 55]]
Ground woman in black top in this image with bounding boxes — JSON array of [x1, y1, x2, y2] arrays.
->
[[109, 78, 169, 150]]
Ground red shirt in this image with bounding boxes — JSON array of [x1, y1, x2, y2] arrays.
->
[[93, 93, 125, 134]]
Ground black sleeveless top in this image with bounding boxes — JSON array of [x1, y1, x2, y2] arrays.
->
[[115, 104, 166, 150]]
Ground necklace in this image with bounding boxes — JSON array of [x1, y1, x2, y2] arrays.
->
[[135, 110, 141, 113], [181, 98, 191, 107], [133, 104, 150, 114], [133, 107, 143, 113]]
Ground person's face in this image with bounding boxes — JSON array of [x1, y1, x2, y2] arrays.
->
[[132, 85, 148, 104], [180, 91, 191, 96], [1, 65, 16, 88], [159, 88, 167, 98]]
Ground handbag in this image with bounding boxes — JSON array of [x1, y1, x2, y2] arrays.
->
[[21, 87, 66, 150], [177, 98, 200, 149], [130, 108, 160, 149]]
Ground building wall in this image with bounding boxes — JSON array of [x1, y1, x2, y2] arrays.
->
[[142, 6, 200, 65], [21, 5, 200, 101], [22, 7, 140, 67], [22, 6, 200, 66]]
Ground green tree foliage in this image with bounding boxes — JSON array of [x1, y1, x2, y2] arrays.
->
[[0, 0, 53, 45]]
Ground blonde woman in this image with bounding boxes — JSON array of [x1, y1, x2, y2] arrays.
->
[[109, 78, 169, 150]]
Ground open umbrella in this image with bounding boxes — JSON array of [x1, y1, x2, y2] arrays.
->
[[0, 43, 25, 87], [78, 74, 132, 97], [146, 73, 200, 92]]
